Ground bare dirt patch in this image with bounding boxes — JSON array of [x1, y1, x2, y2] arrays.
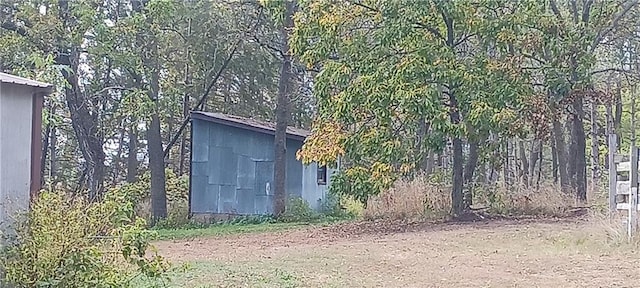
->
[[155, 219, 640, 287]]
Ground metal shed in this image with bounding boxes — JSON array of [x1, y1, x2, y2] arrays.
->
[[189, 111, 337, 216], [0, 73, 52, 230]]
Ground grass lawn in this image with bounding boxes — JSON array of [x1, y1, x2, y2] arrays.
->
[[137, 218, 640, 288], [151, 222, 307, 241]]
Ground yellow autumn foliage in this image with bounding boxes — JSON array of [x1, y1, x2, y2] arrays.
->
[[296, 120, 347, 166]]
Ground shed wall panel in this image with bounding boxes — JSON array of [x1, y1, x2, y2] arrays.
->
[[0, 83, 33, 230], [301, 163, 337, 210], [286, 139, 303, 198], [189, 118, 332, 216], [236, 155, 256, 190]]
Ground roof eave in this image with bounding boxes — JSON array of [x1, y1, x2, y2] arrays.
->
[[191, 112, 308, 141]]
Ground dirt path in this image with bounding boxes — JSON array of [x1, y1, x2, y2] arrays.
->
[[155, 219, 640, 287]]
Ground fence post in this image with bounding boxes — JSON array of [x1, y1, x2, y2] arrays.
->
[[609, 134, 617, 215], [629, 145, 638, 240]]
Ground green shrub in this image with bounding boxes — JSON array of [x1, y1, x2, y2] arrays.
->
[[0, 190, 169, 288], [329, 164, 396, 205], [152, 199, 193, 229], [319, 193, 362, 219], [279, 197, 321, 223], [339, 195, 364, 218], [280, 195, 358, 223], [109, 169, 190, 228]]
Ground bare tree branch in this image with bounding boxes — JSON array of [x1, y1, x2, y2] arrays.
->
[[582, 0, 594, 23], [591, 0, 639, 53], [549, 0, 564, 22], [163, 6, 265, 157], [591, 67, 630, 75], [570, 0, 579, 24]]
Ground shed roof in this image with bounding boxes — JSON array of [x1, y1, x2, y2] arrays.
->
[[0, 72, 53, 92], [191, 111, 310, 141]]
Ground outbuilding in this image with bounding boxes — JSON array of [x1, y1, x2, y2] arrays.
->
[[189, 111, 336, 216], [0, 73, 52, 230]]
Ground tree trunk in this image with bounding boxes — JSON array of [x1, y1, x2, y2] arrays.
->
[[148, 66, 167, 220], [425, 151, 434, 175], [126, 124, 138, 183], [40, 104, 54, 187], [503, 140, 510, 185], [452, 137, 464, 215], [615, 80, 623, 146], [113, 125, 126, 185], [552, 142, 558, 184], [54, 0, 105, 200], [606, 101, 614, 169], [552, 116, 570, 192], [417, 119, 430, 173], [529, 139, 540, 187], [448, 90, 464, 214], [591, 99, 599, 181], [571, 97, 588, 202], [536, 145, 543, 188], [519, 140, 529, 185], [273, 0, 295, 217], [49, 122, 57, 185], [463, 139, 479, 207], [179, 27, 191, 176], [61, 57, 106, 201]]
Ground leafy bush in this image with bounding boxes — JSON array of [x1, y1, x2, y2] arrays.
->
[[279, 195, 360, 223], [0, 190, 169, 287], [319, 193, 363, 219], [339, 195, 365, 218], [118, 169, 189, 203], [329, 163, 396, 204], [152, 199, 192, 229], [279, 197, 320, 223], [109, 169, 190, 228]]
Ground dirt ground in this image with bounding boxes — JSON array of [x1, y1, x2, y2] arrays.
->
[[154, 218, 640, 288]]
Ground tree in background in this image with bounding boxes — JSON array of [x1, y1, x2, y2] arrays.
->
[[2, 0, 640, 219]]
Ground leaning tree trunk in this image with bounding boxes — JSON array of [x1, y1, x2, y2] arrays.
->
[[61, 54, 106, 201], [273, 0, 295, 217]]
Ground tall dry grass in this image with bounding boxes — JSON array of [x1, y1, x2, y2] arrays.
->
[[363, 174, 584, 220], [364, 174, 450, 220], [474, 182, 576, 217], [586, 209, 640, 248]]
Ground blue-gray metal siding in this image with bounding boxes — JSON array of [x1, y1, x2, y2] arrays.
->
[[190, 118, 316, 215]]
